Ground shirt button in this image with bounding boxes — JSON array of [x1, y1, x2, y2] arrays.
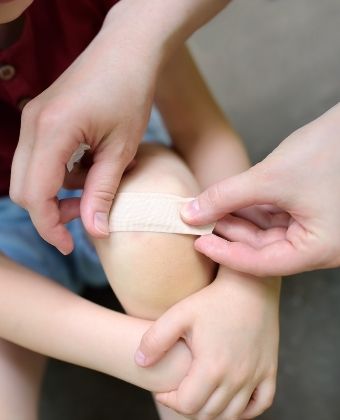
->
[[17, 97, 32, 111], [0, 64, 16, 81]]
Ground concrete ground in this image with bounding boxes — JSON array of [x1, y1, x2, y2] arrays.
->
[[40, 1, 340, 419]]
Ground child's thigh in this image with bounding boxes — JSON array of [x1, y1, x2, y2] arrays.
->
[[94, 143, 216, 320]]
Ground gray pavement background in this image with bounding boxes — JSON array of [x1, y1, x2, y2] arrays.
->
[[40, 1, 340, 419]]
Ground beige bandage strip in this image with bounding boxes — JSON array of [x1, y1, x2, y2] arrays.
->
[[109, 193, 215, 235]]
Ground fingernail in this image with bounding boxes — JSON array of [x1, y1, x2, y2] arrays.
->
[[181, 199, 200, 220], [94, 212, 109, 235], [135, 350, 147, 366]]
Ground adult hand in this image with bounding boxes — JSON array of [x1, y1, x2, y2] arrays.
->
[[135, 268, 280, 419], [9, 0, 232, 255], [10, 8, 160, 254], [181, 103, 340, 276]]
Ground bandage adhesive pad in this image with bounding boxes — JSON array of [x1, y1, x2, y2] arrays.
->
[[109, 193, 215, 235]]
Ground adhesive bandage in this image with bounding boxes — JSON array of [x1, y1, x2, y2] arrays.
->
[[109, 193, 215, 235]]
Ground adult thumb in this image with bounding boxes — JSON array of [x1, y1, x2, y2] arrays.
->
[[181, 166, 271, 226], [80, 139, 134, 237]]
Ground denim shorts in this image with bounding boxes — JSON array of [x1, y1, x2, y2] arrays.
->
[[0, 108, 170, 294]]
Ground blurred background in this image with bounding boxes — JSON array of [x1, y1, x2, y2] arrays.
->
[[40, 0, 340, 418]]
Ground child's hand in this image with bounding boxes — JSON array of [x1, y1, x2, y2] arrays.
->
[[136, 268, 280, 419]]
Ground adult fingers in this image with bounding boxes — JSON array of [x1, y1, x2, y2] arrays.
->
[[156, 359, 218, 416], [234, 206, 290, 230], [194, 234, 310, 276], [10, 104, 36, 203], [80, 136, 137, 237], [63, 157, 136, 190], [181, 167, 273, 226], [11, 109, 83, 253], [214, 215, 287, 249], [28, 198, 74, 255], [135, 305, 191, 367], [241, 378, 276, 419]]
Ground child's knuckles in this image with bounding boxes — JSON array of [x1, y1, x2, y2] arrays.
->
[[227, 366, 252, 389], [177, 394, 201, 417], [177, 403, 198, 417], [205, 361, 226, 383]]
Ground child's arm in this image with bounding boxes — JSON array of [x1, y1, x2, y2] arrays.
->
[[0, 254, 191, 393], [136, 45, 281, 419], [155, 44, 250, 184]]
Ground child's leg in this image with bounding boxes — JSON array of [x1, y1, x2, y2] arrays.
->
[[94, 143, 215, 320], [93, 143, 216, 419], [0, 338, 46, 420]]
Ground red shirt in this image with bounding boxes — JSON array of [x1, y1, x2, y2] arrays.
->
[[0, 0, 118, 197]]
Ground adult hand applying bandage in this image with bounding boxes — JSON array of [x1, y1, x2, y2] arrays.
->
[[10, 0, 231, 255], [181, 103, 340, 276]]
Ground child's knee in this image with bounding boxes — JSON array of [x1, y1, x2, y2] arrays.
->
[[119, 142, 200, 197], [94, 143, 216, 320]]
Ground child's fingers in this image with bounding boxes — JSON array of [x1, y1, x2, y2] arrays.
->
[[213, 387, 255, 420], [135, 305, 191, 367], [156, 359, 218, 416], [194, 234, 310, 277], [194, 384, 238, 419], [240, 378, 276, 419]]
